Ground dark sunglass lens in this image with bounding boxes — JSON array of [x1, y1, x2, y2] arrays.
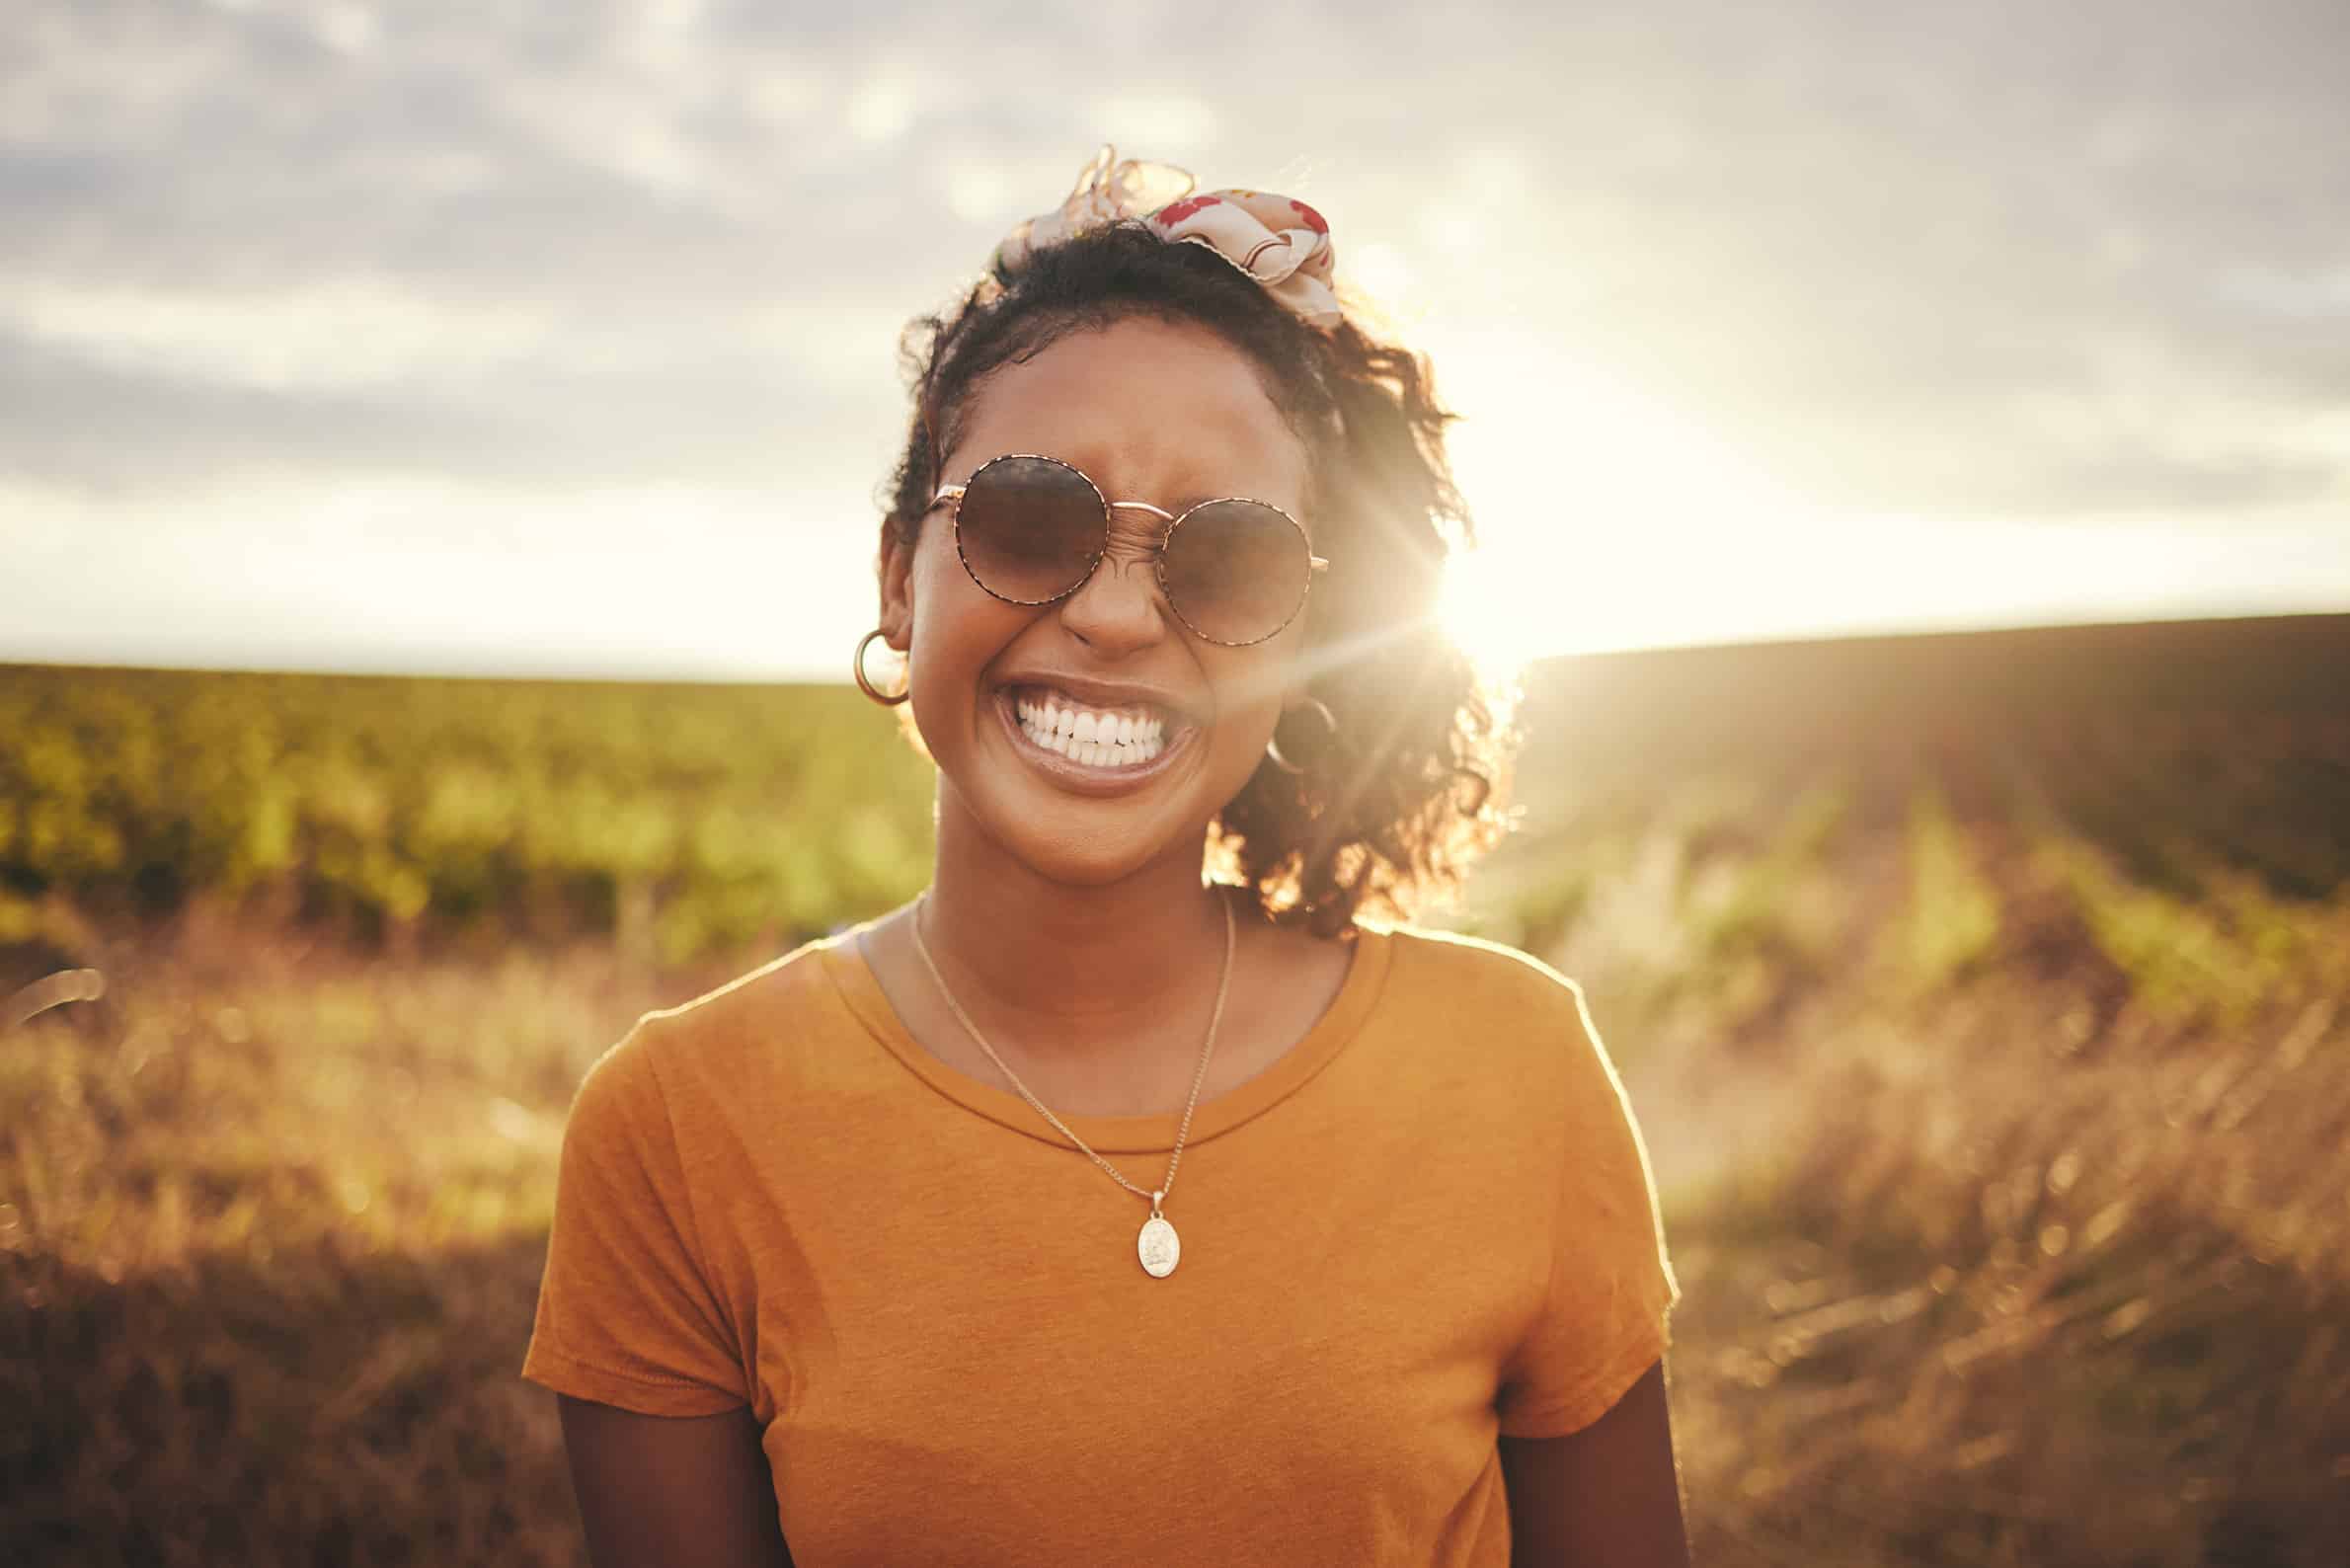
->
[[1161, 502, 1312, 644], [956, 457, 1105, 602]]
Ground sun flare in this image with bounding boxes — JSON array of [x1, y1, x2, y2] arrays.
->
[[1421, 324, 1817, 668], [1436, 549, 1553, 671]]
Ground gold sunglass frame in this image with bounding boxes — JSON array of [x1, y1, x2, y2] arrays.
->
[[930, 453, 1330, 648]]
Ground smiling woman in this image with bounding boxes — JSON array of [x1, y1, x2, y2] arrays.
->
[[521, 147, 1688, 1568]]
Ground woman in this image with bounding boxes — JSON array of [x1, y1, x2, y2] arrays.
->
[[522, 149, 1687, 1567]]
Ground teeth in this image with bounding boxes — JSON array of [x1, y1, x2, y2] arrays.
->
[[1010, 687, 1170, 769]]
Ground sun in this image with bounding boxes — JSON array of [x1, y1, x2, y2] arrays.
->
[[1437, 548, 1554, 672], [1420, 324, 1813, 668]]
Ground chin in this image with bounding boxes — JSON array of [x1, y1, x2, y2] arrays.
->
[[937, 719, 1251, 890], [973, 782, 1216, 890]]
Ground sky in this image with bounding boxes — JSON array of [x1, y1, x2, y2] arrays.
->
[[3, 0, 2346, 680]]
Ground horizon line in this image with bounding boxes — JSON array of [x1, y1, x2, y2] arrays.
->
[[5, 604, 2346, 687]]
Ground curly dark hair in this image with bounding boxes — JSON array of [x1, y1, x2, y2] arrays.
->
[[879, 221, 1518, 938]]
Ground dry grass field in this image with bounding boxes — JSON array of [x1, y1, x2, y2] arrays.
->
[[5, 615, 2348, 1565]]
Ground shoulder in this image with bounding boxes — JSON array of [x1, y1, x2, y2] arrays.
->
[[1369, 923, 1624, 1102], [577, 931, 855, 1110], [636, 931, 846, 1042], [1373, 923, 1592, 1024]]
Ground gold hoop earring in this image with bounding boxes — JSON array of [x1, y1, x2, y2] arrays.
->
[[1265, 696, 1338, 775], [853, 629, 910, 706]]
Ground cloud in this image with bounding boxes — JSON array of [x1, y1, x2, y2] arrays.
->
[[0, 308, 901, 493], [0, 0, 2344, 529]]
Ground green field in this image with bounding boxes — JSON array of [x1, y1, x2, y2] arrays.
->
[[5, 615, 2348, 1565], [0, 667, 938, 965]]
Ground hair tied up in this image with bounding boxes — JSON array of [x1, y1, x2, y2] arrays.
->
[[988, 146, 1342, 328]]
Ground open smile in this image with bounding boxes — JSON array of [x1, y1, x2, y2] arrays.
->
[[993, 684, 1198, 795]]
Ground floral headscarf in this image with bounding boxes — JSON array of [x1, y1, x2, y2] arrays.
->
[[986, 146, 1342, 329]]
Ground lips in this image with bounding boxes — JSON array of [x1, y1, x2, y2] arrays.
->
[[1014, 690, 1166, 767], [992, 684, 1196, 791]]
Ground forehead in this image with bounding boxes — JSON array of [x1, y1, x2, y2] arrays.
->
[[943, 316, 1311, 510]]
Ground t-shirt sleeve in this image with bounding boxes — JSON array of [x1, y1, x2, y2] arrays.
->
[[1494, 976, 1681, 1440], [520, 1019, 752, 1416]]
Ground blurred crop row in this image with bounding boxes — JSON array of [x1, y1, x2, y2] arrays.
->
[[0, 666, 938, 964]]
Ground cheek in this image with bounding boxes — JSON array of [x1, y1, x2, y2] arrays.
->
[[906, 537, 978, 660], [904, 545, 1026, 707], [1201, 645, 1298, 756]]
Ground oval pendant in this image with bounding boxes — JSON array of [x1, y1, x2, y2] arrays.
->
[[1136, 1215, 1180, 1278]]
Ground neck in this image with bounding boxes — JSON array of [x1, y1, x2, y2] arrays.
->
[[916, 805, 1234, 1067]]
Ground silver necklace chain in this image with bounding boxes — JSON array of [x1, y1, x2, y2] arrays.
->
[[907, 890, 1236, 1214]]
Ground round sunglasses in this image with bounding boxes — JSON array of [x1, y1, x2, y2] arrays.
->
[[930, 454, 1329, 647]]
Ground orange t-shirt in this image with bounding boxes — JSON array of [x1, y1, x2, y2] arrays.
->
[[521, 917, 1680, 1566]]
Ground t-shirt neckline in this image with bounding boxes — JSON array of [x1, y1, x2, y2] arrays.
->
[[817, 916, 1393, 1154]]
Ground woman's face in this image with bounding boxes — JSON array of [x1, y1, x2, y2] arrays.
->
[[879, 314, 1316, 890]]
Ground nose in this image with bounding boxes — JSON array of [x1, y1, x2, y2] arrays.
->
[[1058, 513, 1173, 655]]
